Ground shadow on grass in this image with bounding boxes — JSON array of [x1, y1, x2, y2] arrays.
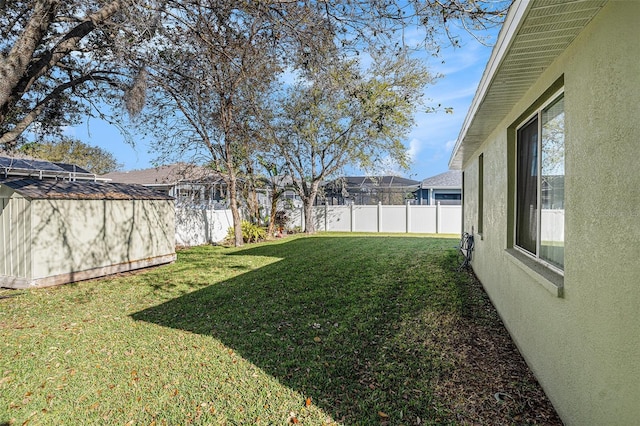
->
[[131, 236, 472, 423]]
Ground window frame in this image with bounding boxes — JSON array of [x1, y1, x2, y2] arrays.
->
[[514, 88, 565, 275]]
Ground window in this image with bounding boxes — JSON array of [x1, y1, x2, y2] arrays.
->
[[516, 93, 564, 270], [434, 193, 461, 201]]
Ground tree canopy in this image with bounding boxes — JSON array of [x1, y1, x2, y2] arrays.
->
[[19, 138, 122, 174], [269, 52, 431, 232], [1, 0, 510, 150], [0, 0, 155, 148]]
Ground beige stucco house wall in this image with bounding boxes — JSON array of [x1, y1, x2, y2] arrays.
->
[[0, 179, 176, 288], [450, 1, 639, 424]]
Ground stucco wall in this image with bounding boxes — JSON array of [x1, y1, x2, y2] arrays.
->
[[29, 198, 175, 281], [461, 3, 640, 424]]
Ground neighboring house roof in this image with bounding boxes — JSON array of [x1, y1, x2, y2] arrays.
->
[[0, 155, 97, 180], [420, 171, 461, 189], [326, 176, 420, 189], [0, 178, 174, 200], [103, 163, 224, 186], [449, 0, 608, 169]]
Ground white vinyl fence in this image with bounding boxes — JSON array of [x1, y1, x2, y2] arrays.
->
[[287, 202, 461, 235], [175, 207, 233, 246], [175, 203, 462, 247]]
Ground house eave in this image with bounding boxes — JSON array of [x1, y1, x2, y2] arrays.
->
[[448, 0, 608, 170]]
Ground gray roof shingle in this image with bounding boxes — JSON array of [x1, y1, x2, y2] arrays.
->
[[325, 175, 420, 189], [0, 178, 173, 200], [103, 163, 223, 185], [420, 171, 462, 189]]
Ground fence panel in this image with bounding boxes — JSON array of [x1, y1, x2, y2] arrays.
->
[[287, 208, 304, 231], [311, 206, 326, 231], [439, 205, 462, 234], [352, 205, 379, 232], [409, 206, 437, 233], [326, 206, 352, 232], [175, 207, 233, 246], [380, 205, 407, 233]]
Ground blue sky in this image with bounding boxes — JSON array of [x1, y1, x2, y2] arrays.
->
[[68, 27, 499, 181]]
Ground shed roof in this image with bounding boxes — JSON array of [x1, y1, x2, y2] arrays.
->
[[420, 171, 461, 189], [0, 178, 174, 200], [104, 163, 224, 186], [449, 0, 608, 169]]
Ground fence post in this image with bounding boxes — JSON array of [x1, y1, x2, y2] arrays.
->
[[324, 203, 328, 232], [350, 203, 354, 232], [406, 200, 410, 233], [300, 206, 305, 231], [436, 201, 441, 234], [377, 202, 382, 233]]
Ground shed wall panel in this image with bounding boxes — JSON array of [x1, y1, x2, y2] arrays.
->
[[0, 194, 31, 280], [30, 199, 175, 280]]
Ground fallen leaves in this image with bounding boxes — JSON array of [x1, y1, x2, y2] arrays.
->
[[288, 411, 300, 424]]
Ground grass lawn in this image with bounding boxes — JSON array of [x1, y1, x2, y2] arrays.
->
[[0, 234, 560, 425]]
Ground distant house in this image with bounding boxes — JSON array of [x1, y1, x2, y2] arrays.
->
[[273, 176, 303, 210], [449, 1, 639, 424], [320, 176, 420, 205], [104, 163, 230, 208], [414, 170, 461, 205], [0, 156, 175, 288]]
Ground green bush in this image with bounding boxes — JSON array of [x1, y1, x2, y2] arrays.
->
[[226, 221, 267, 244]]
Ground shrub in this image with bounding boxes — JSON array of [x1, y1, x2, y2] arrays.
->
[[226, 221, 267, 244]]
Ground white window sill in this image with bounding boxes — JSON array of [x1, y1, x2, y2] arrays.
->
[[505, 248, 564, 298]]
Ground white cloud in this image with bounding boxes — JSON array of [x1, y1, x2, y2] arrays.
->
[[406, 138, 421, 161], [444, 138, 457, 151]]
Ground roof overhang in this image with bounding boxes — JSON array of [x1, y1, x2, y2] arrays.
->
[[449, 0, 608, 169]]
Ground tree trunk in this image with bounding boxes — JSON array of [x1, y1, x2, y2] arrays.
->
[[267, 187, 281, 237], [303, 197, 315, 234], [227, 173, 243, 247], [302, 181, 320, 234]]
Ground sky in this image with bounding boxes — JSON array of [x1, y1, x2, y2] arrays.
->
[[66, 26, 499, 182]]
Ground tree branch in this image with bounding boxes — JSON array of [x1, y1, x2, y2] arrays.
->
[[0, 72, 113, 148]]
